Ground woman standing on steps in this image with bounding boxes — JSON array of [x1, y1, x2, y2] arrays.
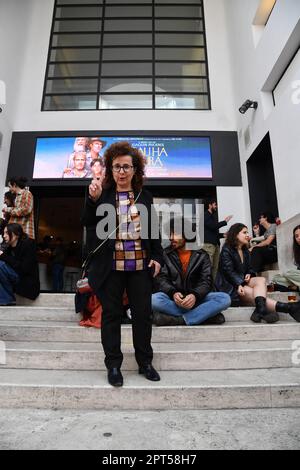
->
[[216, 223, 300, 323], [82, 141, 164, 387]]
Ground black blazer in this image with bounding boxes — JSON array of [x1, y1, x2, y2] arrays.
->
[[0, 237, 40, 300], [215, 244, 255, 303], [81, 187, 164, 293], [154, 247, 213, 304]]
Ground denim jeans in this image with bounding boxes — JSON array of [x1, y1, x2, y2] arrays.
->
[[52, 263, 64, 292], [152, 291, 231, 325], [0, 260, 19, 305]]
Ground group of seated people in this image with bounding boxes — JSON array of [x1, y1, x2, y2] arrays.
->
[[151, 219, 300, 326], [0, 218, 299, 330], [77, 216, 300, 328]]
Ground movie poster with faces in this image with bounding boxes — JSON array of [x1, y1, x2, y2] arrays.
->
[[33, 135, 212, 179]]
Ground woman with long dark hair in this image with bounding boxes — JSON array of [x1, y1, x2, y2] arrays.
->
[[0, 223, 40, 305], [272, 225, 300, 291], [216, 223, 300, 323], [82, 141, 164, 387]]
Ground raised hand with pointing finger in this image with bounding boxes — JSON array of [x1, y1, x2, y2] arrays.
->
[[89, 177, 103, 202]]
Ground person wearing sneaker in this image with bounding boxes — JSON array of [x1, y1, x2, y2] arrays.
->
[[0, 223, 40, 306], [151, 218, 231, 327], [82, 141, 164, 387], [216, 223, 300, 323]]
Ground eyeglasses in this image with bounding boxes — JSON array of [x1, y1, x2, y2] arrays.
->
[[112, 164, 134, 173]]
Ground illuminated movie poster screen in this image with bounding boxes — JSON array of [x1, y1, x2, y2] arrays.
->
[[33, 136, 212, 179]]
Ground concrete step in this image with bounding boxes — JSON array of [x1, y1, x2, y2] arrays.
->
[[0, 307, 77, 322], [15, 294, 75, 307], [0, 339, 298, 371], [0, 305, 296, 322], [0, 320, 299, 343], [0, 367, 299, 410], [3, 297, 300, 412], [14, 292, 299, 309]]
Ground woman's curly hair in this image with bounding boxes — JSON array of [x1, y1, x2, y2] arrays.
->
[[102, 141, 146, 191]]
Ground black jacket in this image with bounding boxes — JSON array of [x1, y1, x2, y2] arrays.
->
[[0, 237, 40, 299], [154, 247, 213, 304], [81, 188, 164, 293], [215, 244, 255, 303], [204, 210, 227, 245]]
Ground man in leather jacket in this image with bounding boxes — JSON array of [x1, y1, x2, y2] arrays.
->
[[152, 219, 231, 326]]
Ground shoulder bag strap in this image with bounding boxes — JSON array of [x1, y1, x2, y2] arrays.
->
[[82, 190, 142, 271]]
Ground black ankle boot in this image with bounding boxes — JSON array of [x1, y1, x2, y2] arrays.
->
[[254, 296, 279, 323], [138, 364, 160, 381], [107, 368, 123, 387], [276, 301, 300, 322], [250, 308, 261, 323], [153, 311, 185, 326], [255, 296, 268, 314]]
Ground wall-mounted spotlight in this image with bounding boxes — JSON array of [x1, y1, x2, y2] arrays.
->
[[239, 99, 258, 114]]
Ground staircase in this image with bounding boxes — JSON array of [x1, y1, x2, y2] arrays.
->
[[0, 293, 299, 410]]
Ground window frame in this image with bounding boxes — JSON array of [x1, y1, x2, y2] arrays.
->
[[42, 1, 211, 111]]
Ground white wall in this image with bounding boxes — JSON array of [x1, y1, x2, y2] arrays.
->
[[216, 186, 248, 233], [226, 0, 300, 223], [277, 213, 300, 272], [11, 0, 237, 133], [0, 0, 246, 222], [0, 0, 34, 197], [268, 50, 300, 220]]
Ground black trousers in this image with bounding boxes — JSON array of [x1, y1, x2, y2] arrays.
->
[[97, 270, 153, 369], [251, 246, 278, 272]]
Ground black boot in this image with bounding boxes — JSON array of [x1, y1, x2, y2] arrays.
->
[[153, 311, 185, 326], [253, 296, 279, 324], [250, 308, 261, 323], [201, 313, 225, 325], [276, 301, 300, 322], [138, 364, 160, 381], [107, 368, 123, 387]]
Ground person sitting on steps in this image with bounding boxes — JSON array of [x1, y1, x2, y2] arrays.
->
[[0, 223, 40, 306], [215, 223, 300, 323], [249, 212, 277, 273], [272, 225, 300, 292], [152, 217, 231, 326]]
